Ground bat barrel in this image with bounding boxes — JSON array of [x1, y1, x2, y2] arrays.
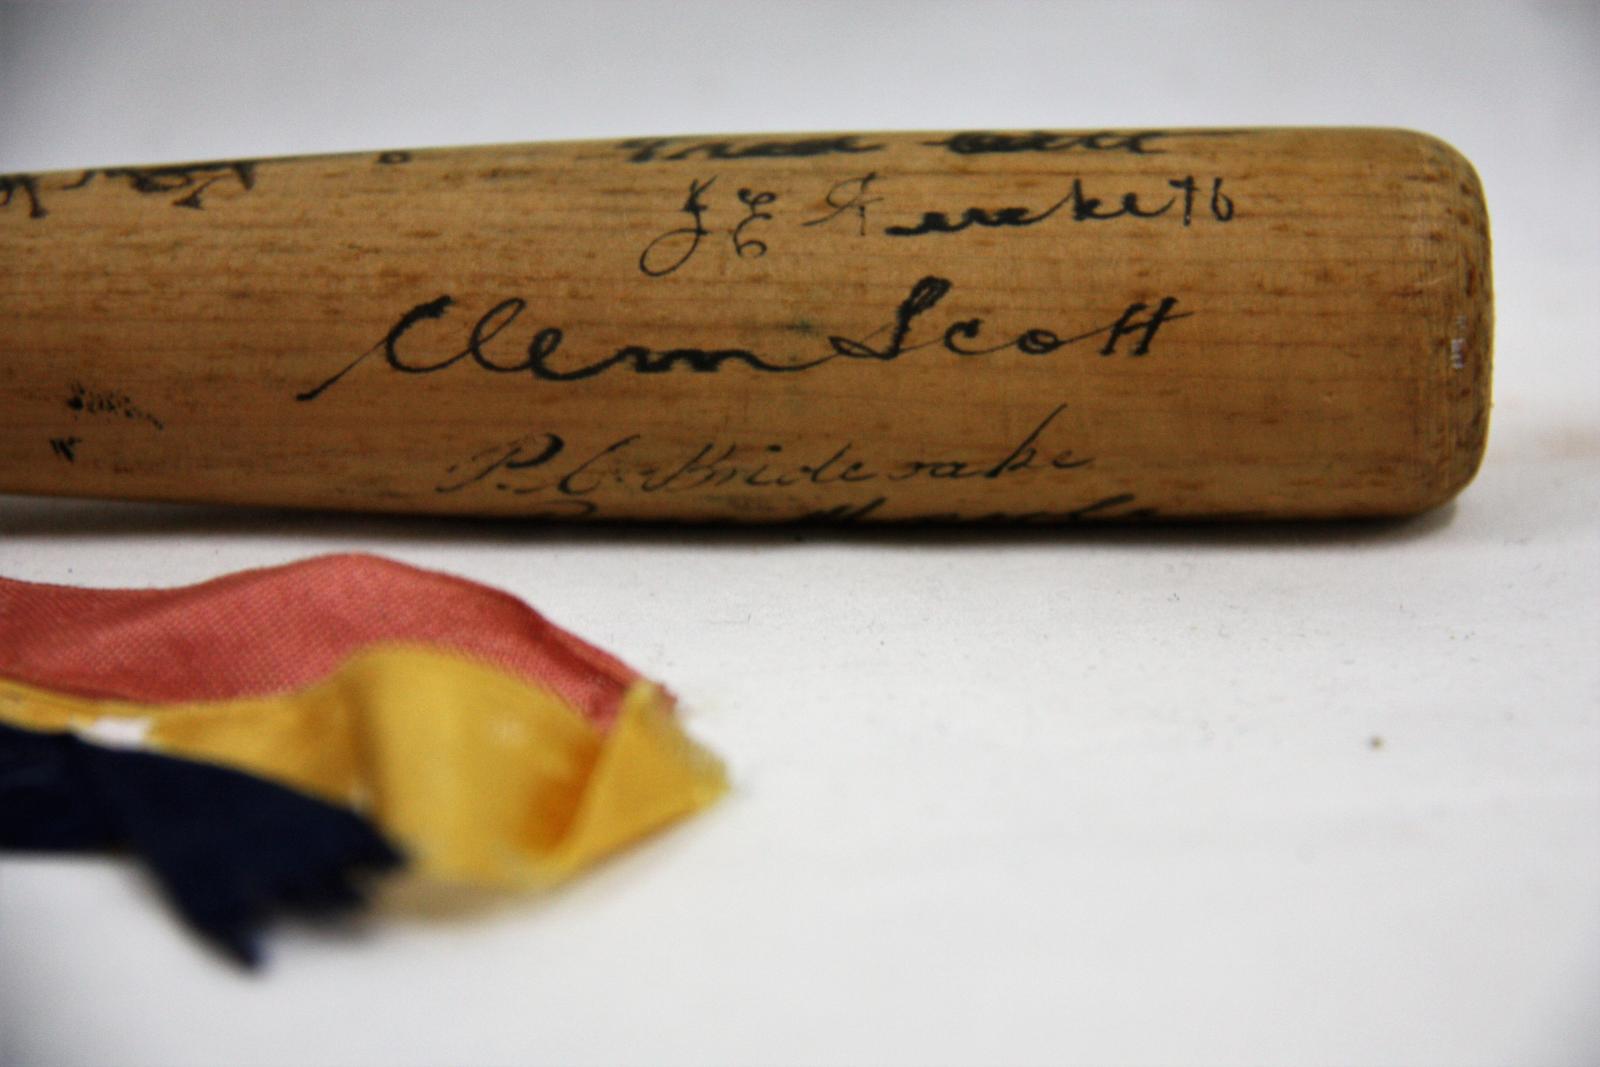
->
[[0, 127, 1491, 522]]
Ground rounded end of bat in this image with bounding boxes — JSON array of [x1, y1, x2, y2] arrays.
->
[[1401, 128, 1494, 516]]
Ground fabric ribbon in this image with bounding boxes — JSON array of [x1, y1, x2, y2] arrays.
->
[[0, 552, 640, 726], [0, 555, 725, 965], [0, 720, 402, 967]]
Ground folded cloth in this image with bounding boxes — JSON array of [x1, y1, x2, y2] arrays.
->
[[0, 557, 726, 966], [0, 720, 402, 967], [0, 649, 726, 887], [0, 553, 641, 727]]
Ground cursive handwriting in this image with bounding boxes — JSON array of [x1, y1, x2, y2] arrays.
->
[[796, 492, 1152, 524], [923, 130, 1178, 155], [0, 174, 47, 219], [619, 135, 884, 163], [801, 172, 882, 235], [3, 160, 258, 217], [90, 161, 257, 209], [66, 382, 165, 431], [823, 276, 1188, 361], [639, 177, 780, 274], [733, 187, 777, 258], [885, 176, 1233, 236], [435, 404, 1093, 501], [639, 177, 717, 276], [295, 276, 1190, 399]]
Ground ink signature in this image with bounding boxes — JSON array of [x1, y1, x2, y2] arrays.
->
[[296, 276, 1190, 399]]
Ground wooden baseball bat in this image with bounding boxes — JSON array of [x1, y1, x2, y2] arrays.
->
[[0, 128, 1490, 522]]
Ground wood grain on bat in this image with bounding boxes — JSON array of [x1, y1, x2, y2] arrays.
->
[[0, 128, 1491, 522]]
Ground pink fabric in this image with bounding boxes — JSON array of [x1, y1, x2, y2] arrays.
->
[[0, 554, 642, 727]]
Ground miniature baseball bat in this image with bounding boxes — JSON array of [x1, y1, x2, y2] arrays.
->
[[0, 128, 1490, 522]]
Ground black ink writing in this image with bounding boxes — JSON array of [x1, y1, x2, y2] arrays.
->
[[825, 276, 1190, 362], [639, 176, 716, 276], [294, 290, 832, 399], [826, 275, 952, 362], [796, 492, 1152, 524], [49, 437, 81, 462], [434, 404, 1095, 504], [884, 176, 1234, 237], [435, 432, 568, 494], [3, 160, 258, 218], [639, 178, 779, 273], [298, 276, 1189, 398], [1211, 177, 1234, 221], [923, 130, 1175, 156], [921, 129, 1239, 157], [797, 497, 888, 523], [733, 188, 777, 258], [100, 161, 257, 209], [1166, 176, 1235, 225], [0, 174, 47, 219], [801, 172, 882, 235], [66, 382, 165, 430], [883, 406, 1090, 482], [619, 135, 884, 163]]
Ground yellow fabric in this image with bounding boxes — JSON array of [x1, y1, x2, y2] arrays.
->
[[0, 646, 726, 886]]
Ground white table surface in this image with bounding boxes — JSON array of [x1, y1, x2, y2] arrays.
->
[[1, 3, 1596, 1065]]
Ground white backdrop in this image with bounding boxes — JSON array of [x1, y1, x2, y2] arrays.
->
[[2, 3, 1597, 1065]]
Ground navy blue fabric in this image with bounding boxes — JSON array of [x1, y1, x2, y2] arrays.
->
[[0, 721, 402, 967]]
